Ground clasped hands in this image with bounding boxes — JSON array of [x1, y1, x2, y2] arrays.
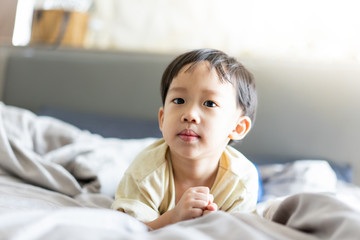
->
[[172, 186, 218, 222]]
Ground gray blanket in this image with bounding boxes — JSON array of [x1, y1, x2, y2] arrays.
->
[[1, 102, 360, 239], [1, 187, 359, 240]]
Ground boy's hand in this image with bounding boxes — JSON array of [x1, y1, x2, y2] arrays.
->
[[146, 186, 217, 230], [172, 186, 216, 222]]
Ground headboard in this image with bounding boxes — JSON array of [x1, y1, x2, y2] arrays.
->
[[2, 47, 173, 119], [1, 46, 360, 184]]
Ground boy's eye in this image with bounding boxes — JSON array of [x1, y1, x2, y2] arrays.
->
[[173, 98, 185, 104], [203, 100, 217, 108]]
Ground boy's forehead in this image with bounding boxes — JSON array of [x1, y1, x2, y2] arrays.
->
[[174, 61, 224, 84], [177, 61, 233, 86], [179, 61, 212, 74], [169, 63, 236, 95]]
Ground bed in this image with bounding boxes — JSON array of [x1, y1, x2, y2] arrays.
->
[[1, 46, 360, 239]]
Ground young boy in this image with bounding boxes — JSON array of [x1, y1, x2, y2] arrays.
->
[[111, 48, 258, 230]]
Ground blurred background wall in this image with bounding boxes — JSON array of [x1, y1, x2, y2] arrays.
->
[[1, 0, 359, 63]]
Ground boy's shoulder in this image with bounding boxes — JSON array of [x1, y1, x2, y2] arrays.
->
[[125, 138, 169, 182], [222, 145, 257, 178]]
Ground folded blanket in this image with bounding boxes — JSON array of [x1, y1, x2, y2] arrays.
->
[[264, 193, 360, 240]]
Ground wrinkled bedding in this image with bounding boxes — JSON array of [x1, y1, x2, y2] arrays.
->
[[1, 102, 360, 240]]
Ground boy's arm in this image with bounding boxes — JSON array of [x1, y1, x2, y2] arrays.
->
[[145, 186, 216, 230], [145, 208, 176, 230]]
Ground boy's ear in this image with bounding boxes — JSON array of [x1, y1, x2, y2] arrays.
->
[[228, 116, 252, 140], [158, 107, 164, 132]]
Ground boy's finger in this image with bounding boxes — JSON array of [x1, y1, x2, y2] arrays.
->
[[194, 192, 210, 202], [205, 202, 218, 211], [192, 199, 209, 209], [208, 194, 214, 204], [192, 186, 210, 194]]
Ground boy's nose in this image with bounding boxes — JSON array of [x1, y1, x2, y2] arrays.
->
[[182, 116, 199, 124], [181, 107, 200, 124]]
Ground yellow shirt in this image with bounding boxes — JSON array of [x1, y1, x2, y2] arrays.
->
[[111, 139, 258, 222]]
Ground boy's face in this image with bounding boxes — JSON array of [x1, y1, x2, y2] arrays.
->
[[159, 61, 251, 161]]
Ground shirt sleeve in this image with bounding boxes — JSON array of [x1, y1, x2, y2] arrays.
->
[[111, 172, 160, 222], [226, 164, 259, 213]]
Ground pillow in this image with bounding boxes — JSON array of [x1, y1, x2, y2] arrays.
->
[[72, 137, 159, 197], [258, 160, 338, 201], [251, 156, 353, 183]]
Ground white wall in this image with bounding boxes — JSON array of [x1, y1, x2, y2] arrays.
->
[[11, 0, 360, 63], [85, 0, 360, 63]]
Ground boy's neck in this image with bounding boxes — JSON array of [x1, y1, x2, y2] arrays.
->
[[170, 153, 220, 188]]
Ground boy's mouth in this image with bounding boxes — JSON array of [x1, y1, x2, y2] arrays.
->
[[178, 129, 200, 142]]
